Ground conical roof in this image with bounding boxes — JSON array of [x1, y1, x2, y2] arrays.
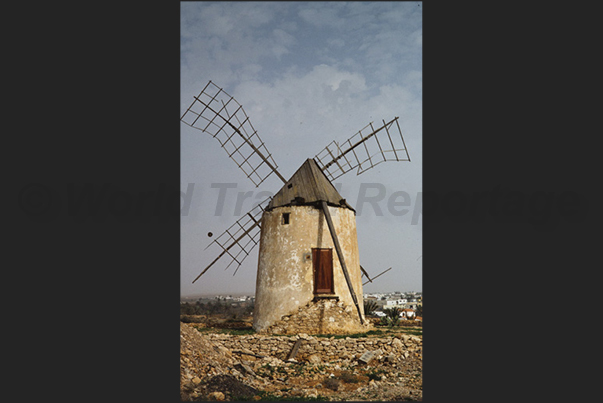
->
[[267, 158, 354, 212]]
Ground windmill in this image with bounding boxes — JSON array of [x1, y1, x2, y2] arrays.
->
[[181, 81, 410, 334]]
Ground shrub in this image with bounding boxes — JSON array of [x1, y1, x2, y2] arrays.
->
[[363, 299, 378, 316], [180, 315, 203, 323], [383, 307, 402, 327], [367, 369, 386, 381], [384, 306, 402, 319], [323, 377, 340, 391], [337, 371, 360, 384]]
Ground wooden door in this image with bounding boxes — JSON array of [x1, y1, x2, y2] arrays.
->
[[313, 248, 333, 294]]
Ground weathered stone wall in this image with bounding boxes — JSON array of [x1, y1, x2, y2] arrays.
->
[[261, 298, 370, 335], [205, 333, 422, 363], [254, 205, 364, 333]]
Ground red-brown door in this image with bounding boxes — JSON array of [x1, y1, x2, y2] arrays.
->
[[313, 248, 333, 294]]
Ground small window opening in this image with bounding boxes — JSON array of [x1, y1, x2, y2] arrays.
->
[[282, 212, 290, 225], [287, 183, 293, 189]]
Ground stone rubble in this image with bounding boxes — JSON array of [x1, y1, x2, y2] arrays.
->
[[180, 322, 422, 401], [202, 331, 422, 364], [261, 298, 372, 335]]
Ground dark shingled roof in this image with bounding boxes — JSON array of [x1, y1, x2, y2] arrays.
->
[[267, 158, 355, 212]]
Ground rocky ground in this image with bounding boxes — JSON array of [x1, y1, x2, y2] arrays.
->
[[180, 321, 422, 401]]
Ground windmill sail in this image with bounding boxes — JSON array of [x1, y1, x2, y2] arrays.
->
[[362, 267, 392, 286], [314, 117, 411, 182], [181, 81, 286, 187], [192, 198, 270, 283], [359, 265, 373, 283]]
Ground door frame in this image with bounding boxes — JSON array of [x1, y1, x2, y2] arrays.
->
[[312, 247, 334, 294]]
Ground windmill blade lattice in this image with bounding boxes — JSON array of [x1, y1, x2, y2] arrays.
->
[[181, 81, 286, 187], [314, 117, 410, 181], [192, 197, 270, 283]]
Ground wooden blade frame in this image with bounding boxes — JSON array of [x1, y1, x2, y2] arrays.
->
[[181, 81, 286, 187], [314, 117, 411, 182], [360, 265, 372, 282], [192, 198, 270, 283]]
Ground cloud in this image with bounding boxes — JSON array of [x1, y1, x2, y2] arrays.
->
[[273, 28, 295, 45], [181, 2, 422, 99], [180, 2, 422, 295], [181, 2, 277, 37], [328, 38, 345, 47], [233, 64, 368, 130], [181, 2, 297, 90], [221, 62, 421, 179], [271, 28, 295, 59], [241, 5, 276, 27]]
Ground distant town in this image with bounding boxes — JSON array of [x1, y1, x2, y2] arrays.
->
[[363, 290, 422, 309], [181, 290, 422, 318]]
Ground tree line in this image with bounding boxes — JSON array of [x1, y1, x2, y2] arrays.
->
[[180, 300, 254, 319]]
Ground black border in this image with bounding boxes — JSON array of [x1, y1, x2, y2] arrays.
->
[[12, 2, 181, 401], [423, 2, 595, 401]]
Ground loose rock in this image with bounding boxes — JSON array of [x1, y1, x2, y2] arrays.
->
[[208, 391, 225, 401], [180, 322, 422, 401]]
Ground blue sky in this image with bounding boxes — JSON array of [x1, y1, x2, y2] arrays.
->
[[181, 1, 422, 296]]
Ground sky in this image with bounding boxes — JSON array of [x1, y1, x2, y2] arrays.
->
[[181, 1, 422, 297]]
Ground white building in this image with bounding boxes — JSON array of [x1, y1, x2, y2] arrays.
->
[[385, 298, 407, 307]]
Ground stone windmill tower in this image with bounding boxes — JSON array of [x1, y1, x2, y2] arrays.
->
[[253, 158, 364, 334], [181, 81, 410, 335]]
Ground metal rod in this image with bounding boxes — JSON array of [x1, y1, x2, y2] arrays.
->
[[383, 119, 399, 160], [324, 144, 346, 177], [195, 88, 224, 129], [192, 96, 287, 185], [372, 121, 387, 162], [220, 97, 240, 121], [395, 118, 411, 162], [362, 267, 392, 286], [319, 201, 364, 325], [335, 140, 354, 172], [227, 133, 250, 159], [359, 265, 373, 283], [212, 119, 231, 139], [362, 124, 375, 169], [224, 116, 287, 183], [181, 80, 213, 122], [231, 230, 260, 276], [192, 218, 261, 283], [322, 118, 397, 171], [350, 144, 363, 176]]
